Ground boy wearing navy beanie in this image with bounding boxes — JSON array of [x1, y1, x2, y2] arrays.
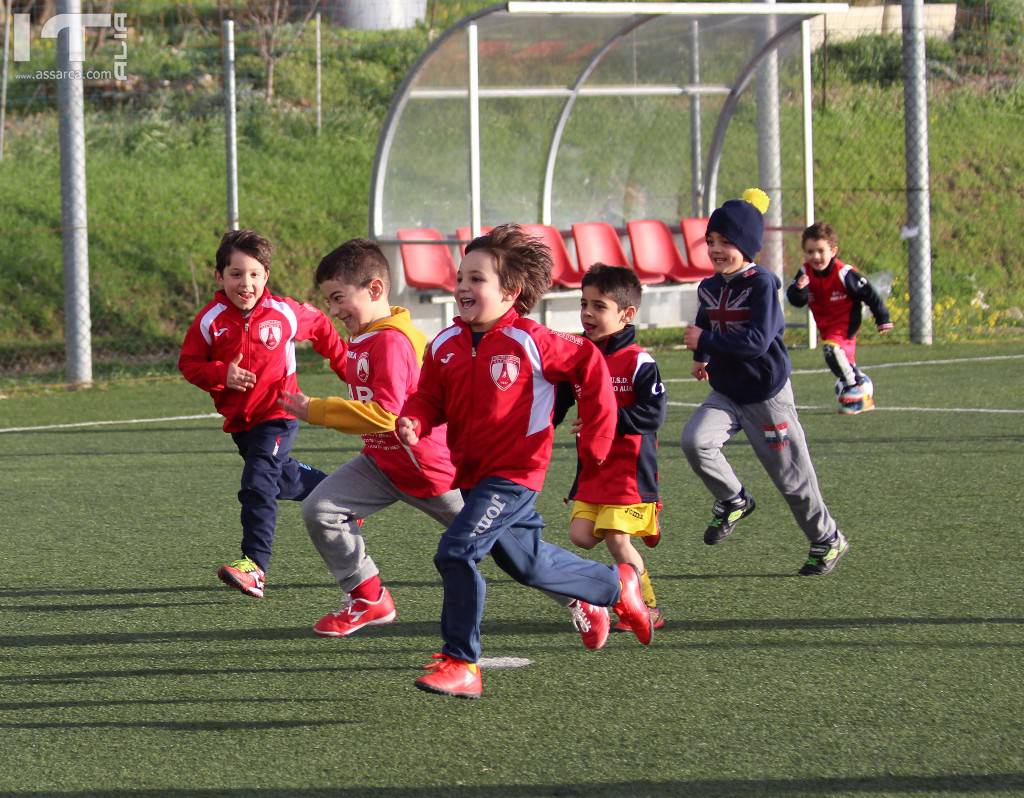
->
[[680, 190, 849, 576]]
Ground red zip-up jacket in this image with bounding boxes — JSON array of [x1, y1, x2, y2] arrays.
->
[[400, 308, 617, 492], [179, 289, 347, 433]]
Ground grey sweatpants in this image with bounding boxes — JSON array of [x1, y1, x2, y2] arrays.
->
[[680, 380, 838, 544], [302, 453, 463, 594]]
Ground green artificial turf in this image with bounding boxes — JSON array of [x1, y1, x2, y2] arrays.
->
[[1, 341, 1022, 797]]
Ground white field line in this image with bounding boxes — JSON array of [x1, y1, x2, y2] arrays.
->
[[664, 353, 1024, 383], [665, 352, 1024, 413], [667, 402, 1024, 414], [3, 354, 1022, 434], [0, 413, 221, 434]]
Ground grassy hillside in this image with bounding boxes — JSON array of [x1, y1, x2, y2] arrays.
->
[[0, 6, 1021, 373]]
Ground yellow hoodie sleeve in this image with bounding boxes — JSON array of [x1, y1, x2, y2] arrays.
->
[[306, 396, 397, 435]]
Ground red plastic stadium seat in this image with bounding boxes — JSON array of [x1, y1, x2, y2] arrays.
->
[[572, 222, 630, 275], [679, 217, 716, 280], [397, 228, 456, 292], [522, 224, 584, 289], [626, 220, 685, 284], [454, 226, 494, 257]]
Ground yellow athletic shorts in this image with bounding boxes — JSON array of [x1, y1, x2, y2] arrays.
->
[[570, 500, 660, 540]]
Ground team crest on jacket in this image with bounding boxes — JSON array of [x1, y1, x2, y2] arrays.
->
[[489, 355, 520, 391], [357, 351, 371, 382], [259, 320, 283, 350]]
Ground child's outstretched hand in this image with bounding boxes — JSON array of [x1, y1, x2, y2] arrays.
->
[[279, 390, 311, 420], [396, 417, 420, 447], [877, 322, 893, 335], [683, 324, 704, 350], [795, 273, 810, 289], [226, 353, 256, 391], [570, 417, 584, 435], [692, 361, 709, 381]]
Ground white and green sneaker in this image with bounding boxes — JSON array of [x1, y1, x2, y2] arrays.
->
[[798, 531, 849, 576]]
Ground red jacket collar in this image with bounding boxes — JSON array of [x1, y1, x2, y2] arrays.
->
[[453, 306, 520, 335]]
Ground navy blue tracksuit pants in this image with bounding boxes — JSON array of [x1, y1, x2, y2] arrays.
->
[[231, 419, 325, 572], [435, 476, 621, 663]]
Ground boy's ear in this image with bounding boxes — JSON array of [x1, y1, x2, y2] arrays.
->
[[501, 287, 522, 304], [368, 277, 387, 300], [622, 305, 638, 323]]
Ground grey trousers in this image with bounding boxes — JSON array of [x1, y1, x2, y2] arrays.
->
[[680, 380, 838, 544], [302, 453, 463, 594]]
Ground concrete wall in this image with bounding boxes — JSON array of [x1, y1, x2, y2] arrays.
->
[[810, 4, 958, 47], [327, 0, 426, 30]]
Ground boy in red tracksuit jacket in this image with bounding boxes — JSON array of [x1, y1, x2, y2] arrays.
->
[[786, 222, 893, 415], [553, 265, 667, 633], [179, 229, 347, 598], [397, 224, 654, 699]]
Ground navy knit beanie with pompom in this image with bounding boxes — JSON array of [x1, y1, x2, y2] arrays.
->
[[706, 188, 771, 262]]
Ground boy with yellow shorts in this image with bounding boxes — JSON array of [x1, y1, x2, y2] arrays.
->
[[554, 265, 667, 629]]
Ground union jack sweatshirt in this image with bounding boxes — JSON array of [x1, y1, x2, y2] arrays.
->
[[692, 264, 792, 404]]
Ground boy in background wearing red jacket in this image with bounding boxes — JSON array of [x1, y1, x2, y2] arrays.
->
[[397, 224, 653, 699], [179, 230, 347, 598], [554, 265, 667, 632], [786, 222, 893, 415]]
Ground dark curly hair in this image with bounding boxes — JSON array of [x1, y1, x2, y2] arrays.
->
[[464, 223, 552, 315], [802, 222, 839, 248], [215, 229, 273, 274]]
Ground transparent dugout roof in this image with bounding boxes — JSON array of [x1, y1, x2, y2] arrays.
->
[[370, 2, 847, 239]]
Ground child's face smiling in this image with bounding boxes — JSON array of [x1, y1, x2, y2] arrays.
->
[[216, 250, 269, 312], [319, 278, 376, 336], [802, 237, 838, 272], [705, 231, 747, 275], [455, 250, 517, 332], [580, 285, 633, 342]]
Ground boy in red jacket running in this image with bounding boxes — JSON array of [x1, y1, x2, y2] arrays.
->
[[179, 230, 347, 598], [397, 224, 653, 699], [554, 265, 667, 632], [279, 239, 608, 648], [786, 222, 893, 414]]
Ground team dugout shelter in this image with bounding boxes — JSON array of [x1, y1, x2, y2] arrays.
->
[[370, 1, 848, 338]]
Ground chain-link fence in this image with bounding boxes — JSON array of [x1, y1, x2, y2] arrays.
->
[[1, 1, 1021, 385]]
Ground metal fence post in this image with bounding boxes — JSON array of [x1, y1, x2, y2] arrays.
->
[[315, 11, 322, 135], [57, 0, 92, 386], [902, 0, 933, 344], [1, 0, 11, 162], [757, 0, 784, 280], [688, 20, 703, 218], [223, 19, 239, 231]]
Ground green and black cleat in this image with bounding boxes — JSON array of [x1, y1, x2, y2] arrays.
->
[[704, 492, 756, 545], [798, 531, 850, 576]]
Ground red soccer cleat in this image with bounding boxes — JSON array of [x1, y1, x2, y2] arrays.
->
[[613, 606, 665, 633], [414, 655, 482, 699], [217, 557, 266, 599], [569, 599, 610, 650], [313, 588, 397, 637], [612, 563, 654, 645]]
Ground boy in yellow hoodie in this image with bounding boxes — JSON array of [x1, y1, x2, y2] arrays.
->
[[281, 239, 608, 645], [279, 239, 461, 637]]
